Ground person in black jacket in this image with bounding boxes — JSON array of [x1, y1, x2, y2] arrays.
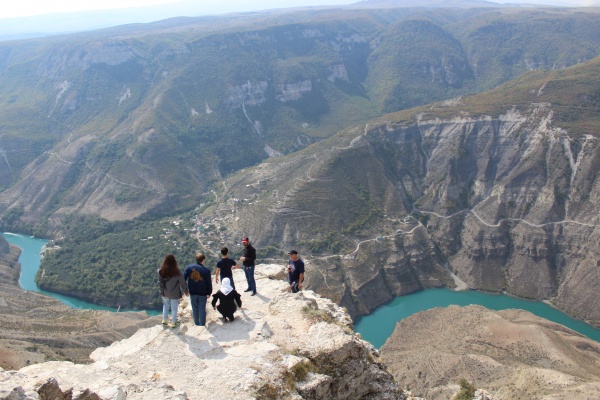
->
[[240, 236, 257, 296], [211, 277, 242, 322]]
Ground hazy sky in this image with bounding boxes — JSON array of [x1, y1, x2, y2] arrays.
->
[[0, 1, 350, 19], [0, 0, 595, 20]]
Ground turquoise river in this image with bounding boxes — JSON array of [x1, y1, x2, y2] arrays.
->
[[354, 288, 600, 348], [2, 232, 156, 313], [4, 232, 600, 345]]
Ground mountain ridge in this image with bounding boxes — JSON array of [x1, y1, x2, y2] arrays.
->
[[1, 4, 600, 333], [2, 6, 600, 228], [28, 52, 600, 327]]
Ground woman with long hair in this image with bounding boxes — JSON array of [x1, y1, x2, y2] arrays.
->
[[158, 254, 188, 327]]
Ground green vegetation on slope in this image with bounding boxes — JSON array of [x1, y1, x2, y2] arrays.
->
[[37, 215, 201, 309], [3, 6, 600, 308], [2, 7, 600, 227]]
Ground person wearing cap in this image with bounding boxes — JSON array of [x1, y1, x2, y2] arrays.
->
[[240, 236, 257, 296], [287, 250, 305, 293]]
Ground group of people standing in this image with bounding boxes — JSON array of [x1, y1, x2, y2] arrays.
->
[[214, 236, 256, 296], [157, 237, 305, 328]]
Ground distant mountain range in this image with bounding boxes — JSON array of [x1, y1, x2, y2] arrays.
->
[[0, 0, 578, 41], [351, 0, 512, 8], [1, 5, 599, 227]]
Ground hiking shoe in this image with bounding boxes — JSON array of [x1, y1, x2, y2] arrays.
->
[[169, 320, 180, 328], [161, 320, 168, 326]]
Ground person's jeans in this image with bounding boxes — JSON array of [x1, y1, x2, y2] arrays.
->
[[190, 294, 208, 326], [162, 297, 179, 323], [290, 280, 300, 293], [244, 265, 256, 293]]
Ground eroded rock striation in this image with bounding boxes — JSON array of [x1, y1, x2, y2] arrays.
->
[[220, 97, 600, 328], [1, 265, 414, 400]]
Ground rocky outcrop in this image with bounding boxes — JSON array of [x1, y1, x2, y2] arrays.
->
[[225, 81, 269, 109], [327, 64, 349, 82], [0, 265, 413, 400], [380, 305, 600, 400], [276, 80, 312, 103]]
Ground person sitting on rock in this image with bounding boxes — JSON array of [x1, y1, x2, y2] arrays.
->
[[211, 277, 242, 322]]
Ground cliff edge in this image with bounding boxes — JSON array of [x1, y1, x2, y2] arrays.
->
[[1, 265, 414, 400]]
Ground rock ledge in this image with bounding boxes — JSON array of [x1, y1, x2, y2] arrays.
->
[[1, 265, 415, 400]]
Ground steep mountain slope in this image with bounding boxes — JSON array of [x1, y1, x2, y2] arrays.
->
[[1, 6, 600, 230], [200, 55, 600, 326]]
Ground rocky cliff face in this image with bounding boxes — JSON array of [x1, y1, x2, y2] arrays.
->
[[380, 305, 600, 400], [212, 92, 600, 327], [0, 265, 414, 400]]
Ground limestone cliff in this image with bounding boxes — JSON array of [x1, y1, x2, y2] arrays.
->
[[2, 7, 600, 225], [0, 265, 414, 400], [213, 64, 600, 328]]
